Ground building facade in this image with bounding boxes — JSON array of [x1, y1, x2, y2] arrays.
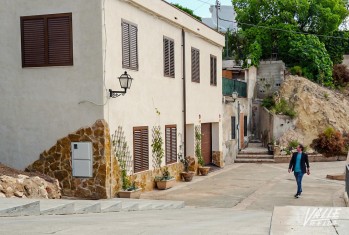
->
[[0, 0, 224, 198]]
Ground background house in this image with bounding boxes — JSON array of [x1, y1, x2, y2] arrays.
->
[[0, 0, 224, 198]]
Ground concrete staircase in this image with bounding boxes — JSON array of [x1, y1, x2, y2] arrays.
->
[[235, 141, 274, 163], [0, 198, 184, 217]]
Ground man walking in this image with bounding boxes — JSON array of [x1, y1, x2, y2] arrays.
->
[[288, 144, 310, 198]]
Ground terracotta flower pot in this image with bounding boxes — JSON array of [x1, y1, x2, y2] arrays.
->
[[180, 171, 194, 182], [198, 166, 210, 176], [156, 178, 176, 190], [118, 188, 141, 199]]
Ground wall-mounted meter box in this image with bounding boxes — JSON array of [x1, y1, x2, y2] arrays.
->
[[71, 142, 93, 178]]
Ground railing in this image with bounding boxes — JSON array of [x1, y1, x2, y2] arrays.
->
[[346, 164, 349, 200], [222, 78, 247, 98]]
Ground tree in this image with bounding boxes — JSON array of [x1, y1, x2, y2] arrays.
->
[[231, 0, 349, 86], [172, 4, 201, 21]]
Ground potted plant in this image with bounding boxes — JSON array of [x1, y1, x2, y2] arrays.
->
[[152, 126, 175, 190], [195, 126, 210, 176], [112, 127, 141, 199], [178, 147, 195, 182], [118, 167, 141, 199]]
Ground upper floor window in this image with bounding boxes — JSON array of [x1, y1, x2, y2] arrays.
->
[[122, 20, 138, 70], [163, 37, 175, 77], [191, 47, 200, 83], [21, 13, 73, 67], [210, 55, 217, 86]]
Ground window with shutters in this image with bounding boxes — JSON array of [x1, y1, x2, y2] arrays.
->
[[210, 55, 217, 86], [21, 13, 73, 67], [133, 127, 149, 173], [231, 116, 236, 139], [191, 47, 200, 83], [122, 20, 138, 70], [163, 37, 175, 77], [165, 125, 177, 164]]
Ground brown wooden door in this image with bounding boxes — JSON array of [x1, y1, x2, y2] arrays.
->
[[201, 123, 212, 165]]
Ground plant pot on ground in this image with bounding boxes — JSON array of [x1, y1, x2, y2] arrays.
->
[[180, 171, 195, 182], [195, 125, 210, 176], [118, 187, 142, 199], [178, 155, 195, 182], [152, 126, 176, 190]]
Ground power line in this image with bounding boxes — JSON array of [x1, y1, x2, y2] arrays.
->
[[218, 16, 349, 40]]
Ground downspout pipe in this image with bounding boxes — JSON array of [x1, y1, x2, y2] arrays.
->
[[182, 29, 187, 157]]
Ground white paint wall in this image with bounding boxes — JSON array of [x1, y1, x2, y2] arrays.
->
[[0, 0, 224, 171], [102, 0, 224, 170], [0, 0, 104, 169]]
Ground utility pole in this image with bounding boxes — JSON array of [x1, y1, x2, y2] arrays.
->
[[216, 0, 220, 32]]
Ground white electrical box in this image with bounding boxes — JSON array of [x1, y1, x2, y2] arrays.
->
[[71, 142, 93, 178]]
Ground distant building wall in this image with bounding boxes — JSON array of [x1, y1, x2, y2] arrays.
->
[[257, 61, 285, 99]]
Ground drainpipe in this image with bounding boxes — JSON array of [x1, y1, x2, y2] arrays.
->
[[182, 29, 187, 157]]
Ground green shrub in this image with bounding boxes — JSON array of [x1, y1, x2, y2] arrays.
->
[[272, 98, 297, 119], [290, 66, 302, 76], [311, 127, 346, 156], [261, 96, 275, 109]]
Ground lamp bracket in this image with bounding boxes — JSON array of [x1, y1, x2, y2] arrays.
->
[[109, 89, 127, 98]]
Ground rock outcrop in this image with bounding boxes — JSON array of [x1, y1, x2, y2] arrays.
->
[[277, 75, 349, 146], [0, 174, 61, 199]]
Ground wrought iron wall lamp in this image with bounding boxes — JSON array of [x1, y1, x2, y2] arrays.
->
[[109, 71, 133, 98]]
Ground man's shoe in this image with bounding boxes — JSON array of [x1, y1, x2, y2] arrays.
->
[[294, 194, 299, 198]]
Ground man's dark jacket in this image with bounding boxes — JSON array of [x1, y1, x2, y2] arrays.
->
[[288, 152, 309, 173]]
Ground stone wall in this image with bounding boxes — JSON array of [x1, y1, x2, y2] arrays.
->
[[274, 154, 347, 163], [131, 163, 183, 191], [212, 151, 224, 167], [26, 120, 121, 199]]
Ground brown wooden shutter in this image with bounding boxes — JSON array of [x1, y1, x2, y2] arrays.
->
[[47, 15, 72, 65], [164, 38, 169, 76], [210, 55, 217, 86], [164, 37, 175, 78], [122, 20, 138, 70], [165, 125, 177, 164], [21, 18, 45, 67], [191, 48, 200, 83], [122, 22, 130, 68], [133, 127, 149, 173], [21, 13, 73, 67]]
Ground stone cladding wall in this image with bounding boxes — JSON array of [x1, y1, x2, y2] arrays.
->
[[26, 120, 121, 199]]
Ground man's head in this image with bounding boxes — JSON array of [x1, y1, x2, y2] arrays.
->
[[297, 144, 304, 152]]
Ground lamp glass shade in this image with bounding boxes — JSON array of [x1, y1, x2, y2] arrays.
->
[[232, 91, 238, 99], [118, 72, 133, 89]]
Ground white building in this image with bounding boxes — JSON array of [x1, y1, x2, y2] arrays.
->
[[0, 0, 224, 197], [202, 5, 237, 32]]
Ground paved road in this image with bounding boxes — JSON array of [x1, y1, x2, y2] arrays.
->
[[142, 161, 347, 210], [0, 161, 347, 235]]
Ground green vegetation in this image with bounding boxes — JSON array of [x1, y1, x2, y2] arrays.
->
[[311, 127, 348, 156], [172, 4, 201, 21], [230, 0, 349, 86], [262, 96, 296, 118]]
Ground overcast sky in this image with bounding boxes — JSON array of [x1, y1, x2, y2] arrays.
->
[[165, 0, 233, 18]]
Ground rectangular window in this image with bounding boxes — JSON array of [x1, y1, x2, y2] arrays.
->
[[165, 125, 177, 164], [163, 37, 175, 77], [133, 127, 149, 173], [122, 20, 138, 70], [191, 47, 200, 83], [210, 55, 217, 86], [244, 116, 248, 137], [231, 116, 236, 139], [21, 13, 73, 67]]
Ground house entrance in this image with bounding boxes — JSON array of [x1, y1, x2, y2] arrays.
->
[[201, 123, 212, 165]]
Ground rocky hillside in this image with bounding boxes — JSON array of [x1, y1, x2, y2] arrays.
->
[[277, 75, 349, 147]]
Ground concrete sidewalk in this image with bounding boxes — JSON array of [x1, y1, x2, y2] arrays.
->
[[0, 161, 347, 234]]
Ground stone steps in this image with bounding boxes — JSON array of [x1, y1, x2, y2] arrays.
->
[[235, 158, 275, 163], [0, 198, 184, 217]]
